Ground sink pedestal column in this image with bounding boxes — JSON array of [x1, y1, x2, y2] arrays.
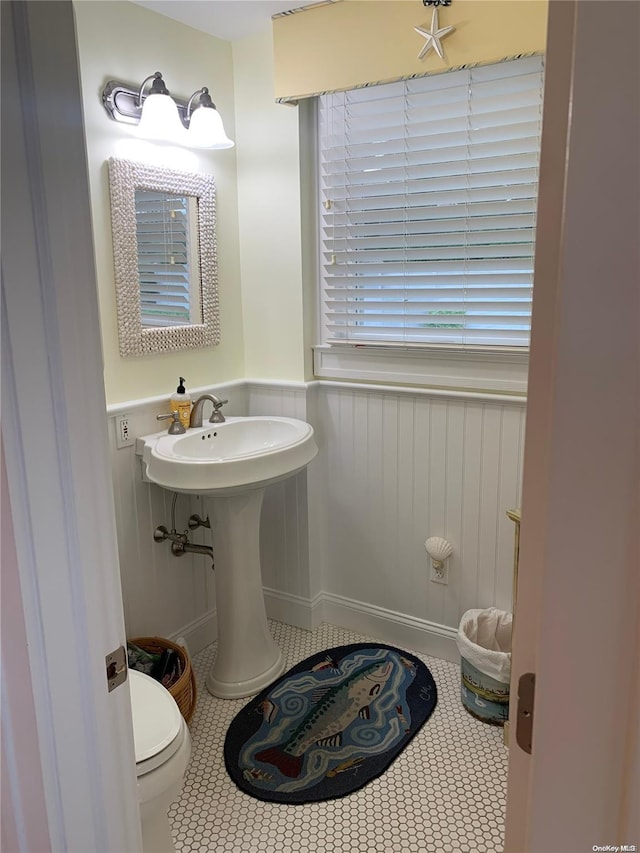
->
[[203, 488, 286, 699]]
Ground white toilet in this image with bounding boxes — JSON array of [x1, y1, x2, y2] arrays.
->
[[129, 669, 192, 853]]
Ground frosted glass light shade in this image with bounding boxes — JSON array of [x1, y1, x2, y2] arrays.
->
[[138, 93, 186, 143], [188, 106, 234, 149]]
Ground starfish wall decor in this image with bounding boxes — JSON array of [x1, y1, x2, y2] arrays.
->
[[414, 7, 455, 60]]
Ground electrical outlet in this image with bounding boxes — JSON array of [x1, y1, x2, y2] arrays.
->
[[116, 414, 133, 449], [430, 563, 449, 585]]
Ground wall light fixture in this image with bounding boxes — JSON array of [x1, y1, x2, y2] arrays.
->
[[102, 71, 234, 150], [186, 87, 234, 149]]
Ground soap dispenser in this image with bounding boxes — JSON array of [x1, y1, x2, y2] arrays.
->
[[170, 377, 191, 430]]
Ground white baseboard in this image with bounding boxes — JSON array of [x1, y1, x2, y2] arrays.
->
[[266, 589, 459, 663], [169, 610, 217, 659], [172, 591, 459, 664], [264, 587, 324, 631], [320, 593, 460, 663]]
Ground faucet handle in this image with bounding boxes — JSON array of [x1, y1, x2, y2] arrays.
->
[[156, 410, 186, 435], [209, 399, 228, 424]]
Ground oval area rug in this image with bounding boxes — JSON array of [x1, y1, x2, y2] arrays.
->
[[224, 643, 437, 803]]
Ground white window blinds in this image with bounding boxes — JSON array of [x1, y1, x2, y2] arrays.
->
[[318, 55, 544, 348], [135, 189, 201, 328]]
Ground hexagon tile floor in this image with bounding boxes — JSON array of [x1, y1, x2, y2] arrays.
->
[[168, 622, 507, 853]]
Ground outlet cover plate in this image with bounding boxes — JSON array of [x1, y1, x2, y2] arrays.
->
[[116, 414, 133, 449], [430, 563, 448, 584]]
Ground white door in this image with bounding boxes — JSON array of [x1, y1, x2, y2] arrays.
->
[[504, 1, 640, 850], [1, 2, 141, 850]]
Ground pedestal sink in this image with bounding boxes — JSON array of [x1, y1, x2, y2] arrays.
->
[[136, 417, 317, 699]]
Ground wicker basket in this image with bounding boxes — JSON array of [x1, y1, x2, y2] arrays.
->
[[129, 636, 197, 725]]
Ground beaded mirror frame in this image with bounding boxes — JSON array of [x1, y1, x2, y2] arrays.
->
[[107, 157, 220, 357]]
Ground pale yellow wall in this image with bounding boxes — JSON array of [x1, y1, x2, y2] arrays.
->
[[73, 0, 244, 405], [274, 0, 548, 100], [74, 0, 548, 400], [232, 30, 306, 381]]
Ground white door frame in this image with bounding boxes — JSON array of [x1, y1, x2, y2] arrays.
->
[[1, 2, 141, 850], [505, 1, 640, 850]]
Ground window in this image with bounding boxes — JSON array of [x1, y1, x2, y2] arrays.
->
[[318, 56, 544, 352]]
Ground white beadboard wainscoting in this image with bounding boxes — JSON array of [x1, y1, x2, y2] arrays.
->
[[315, 384, 526, 660], [107, 380, 525, 663]]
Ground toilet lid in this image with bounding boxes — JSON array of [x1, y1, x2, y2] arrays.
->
[[128, 669, 182, 762]]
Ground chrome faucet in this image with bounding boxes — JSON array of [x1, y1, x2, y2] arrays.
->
[[189, 394, 228, 427]]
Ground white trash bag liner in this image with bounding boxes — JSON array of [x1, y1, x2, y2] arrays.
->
[[456, 607, 512, 684]]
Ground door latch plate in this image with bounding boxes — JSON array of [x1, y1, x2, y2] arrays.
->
[[516, 672, 535, 754], [106, 645, 127, 692]]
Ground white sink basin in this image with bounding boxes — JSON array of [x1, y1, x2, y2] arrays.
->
[[137, 416, 317, 496]]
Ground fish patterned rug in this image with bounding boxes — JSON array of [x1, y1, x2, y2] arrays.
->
[[224, 643, 438, 803]]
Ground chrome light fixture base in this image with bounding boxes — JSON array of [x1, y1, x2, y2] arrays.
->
[[102, 73, 234, 149], [102, 79, 190, 129]]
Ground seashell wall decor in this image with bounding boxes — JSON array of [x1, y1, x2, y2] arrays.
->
[[424, 536, 454, 577]]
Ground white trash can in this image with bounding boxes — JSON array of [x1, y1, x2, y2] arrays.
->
[[456, 607, 512, 726]]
